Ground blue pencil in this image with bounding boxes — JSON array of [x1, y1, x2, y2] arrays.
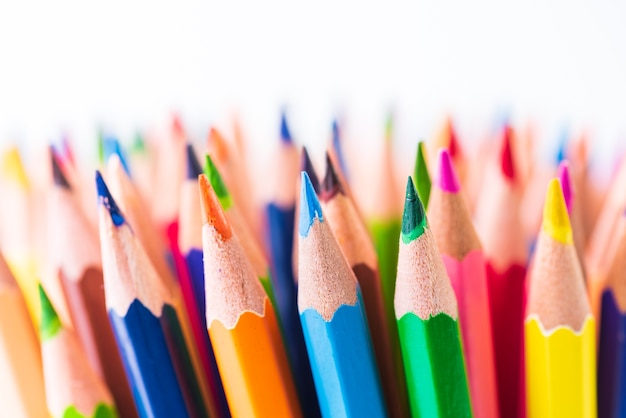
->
[[598, 212, 626, 418], [265, 112, 320, 417], [96, 171, 205, 418], [297, 171, 387, 418]]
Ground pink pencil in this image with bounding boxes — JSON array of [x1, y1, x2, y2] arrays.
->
[[428, 149, 499, 418]]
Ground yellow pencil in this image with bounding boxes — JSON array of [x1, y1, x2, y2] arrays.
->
[[525, 178, 596, 418]]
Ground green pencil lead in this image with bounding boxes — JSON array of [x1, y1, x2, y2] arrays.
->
[[413, 141, 431, 210], [39, 283, 62, 341], [204, 154, 233, 211], [402, 177, 427, 243]]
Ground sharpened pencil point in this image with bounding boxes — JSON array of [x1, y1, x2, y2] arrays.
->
[[185, 144, 202, 179], [301, 147, 320, 194], [558, 161, 573, 214], [204, 154, 232, 210], [51, 147, 71, 189], [299, 171, 324, 237], [542, 178, 573, 244], [501, 125, 516, 181], [280, 112, 293, 144], [321, 152, 344, 202], [103, 136, 131, 177], [413, 141, 431, 209], [95, 171, 126, 227], [199, 174, 232, 240], [39, 284, 61, 341], [0, 147, 29, 188], [402, 177, 427, 243], [385, 112, 393, 144], [436, 149, 461, 193]]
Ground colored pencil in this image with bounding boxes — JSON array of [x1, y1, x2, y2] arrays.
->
[[330, 118, 350, 181], [207, 125, 261, 245], [199, 173, 302, 417], [39, 284, 118, 418], [525, 178, 596, 417], [97, 172, 206, 418], [49, 150, 138, 418], [177, 145, 231, 418], [428, 149, 499, 418], [363, 114, 405, 404], [598, 211, 626, 417], [0, 146, 40, 325], [558, 160, 587, 278], [319, 153, 407, 416], [204, 153, 277, 308], [413, 140, 432, 210], [298, 171, 386, 417], [474, 125, 528, 418], [105, 152, 174, 283], [395, 177, 472, 418], [264, 112, 320, 417], [587, 156, 626, 323], [0, 252, 47, 418]]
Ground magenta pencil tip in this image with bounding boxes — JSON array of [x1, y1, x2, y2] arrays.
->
[[436, 148, 460, 193], [558, 160, 573, 213]]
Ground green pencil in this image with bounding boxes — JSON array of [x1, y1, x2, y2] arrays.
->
[[39, 284, 118, 418], [413, 141, 432, 209], [395, 178, 472, 418]]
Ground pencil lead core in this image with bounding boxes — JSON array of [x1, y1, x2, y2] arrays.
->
[[542, 178, 573, 244], [39, 284, 61, 341], [402, 177, 427, 243], [103, 136, 131, 177], [299, 171, 324, 237], [301, 147, 320, 194], [436, 149, 461, 193], [95, 171, 126, 227], [413, 141, 431, 208], [500, 125, 516, 181], [204, 154, 232, 210], [558, 161, 573, 214], [51, 147, 71, 190], [321, 152, 344, 202], [199, 174, 232, 240], [280, 111, 293, 144], [185, 144, 202, 179]]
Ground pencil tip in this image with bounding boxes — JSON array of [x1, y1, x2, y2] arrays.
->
[[500, 124, 516, 181], [385, 112, 393, 143], [39, 284, 61, 341], [50, 147, 71, 190], [299, 171, 324, 237], [95, 171, 126, 227], [301, 147, 320, 194], [436, 149, 461, 193], [0, 147, 29, 188], [204, 154, 232, 210], [321, 152, 344, 202], [198, 174, 232, 239], [331, 118, 350, 180], [445, 117, 459, 158], [186, 144, 202, 179], [402, 177, 427, 243], [280, 112, 293, 144], [558, 161, 573, 213], [556, 129, 568, 164], [413, 141, 431, 208], [103, 136, 131, 177], [543, 178, 573, 244]]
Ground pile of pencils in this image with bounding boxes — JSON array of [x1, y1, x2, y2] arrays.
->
[[0, 112, 620, 418]]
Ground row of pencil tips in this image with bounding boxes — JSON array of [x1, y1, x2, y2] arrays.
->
[[0, 113, 622, 418]]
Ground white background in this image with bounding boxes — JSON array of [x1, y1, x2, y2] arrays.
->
[[0, 0, 624, 173]]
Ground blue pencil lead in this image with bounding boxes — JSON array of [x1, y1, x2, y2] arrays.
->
[[280, 112, 293, 144], [299, 171, 324, 237], [185, 144, 203, 179], [95, 171, 126, 227], [103, 136, 131, 177]]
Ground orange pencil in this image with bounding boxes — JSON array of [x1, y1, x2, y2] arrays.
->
[[0, 251, 48, 417], [200, 174, 302, 417]]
